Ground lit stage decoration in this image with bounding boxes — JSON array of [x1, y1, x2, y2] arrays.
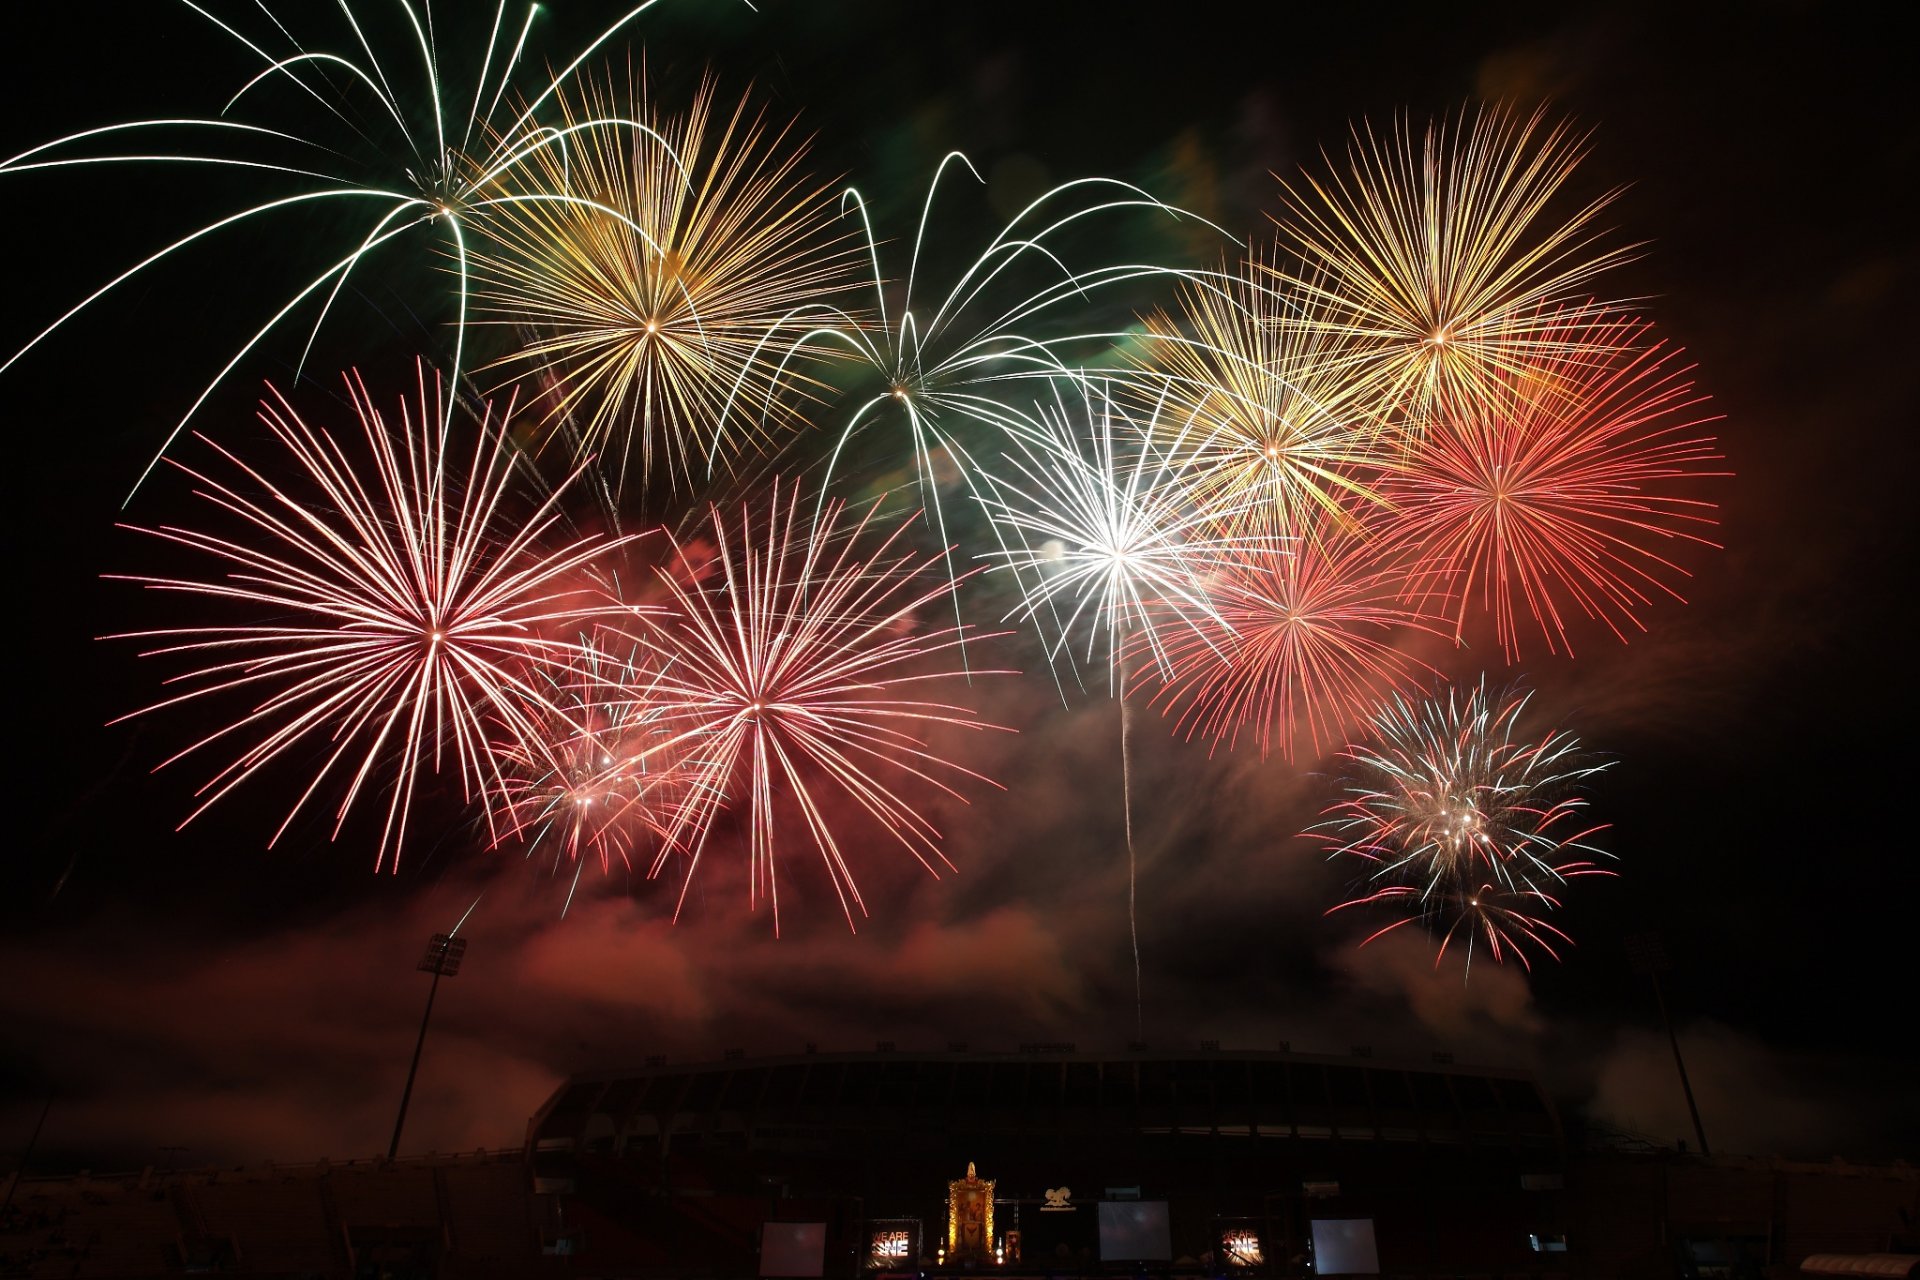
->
[[867, 1223, 916, 1269], [947, 1161, 996, 1260], [1223, 1229, 1265, 1267]]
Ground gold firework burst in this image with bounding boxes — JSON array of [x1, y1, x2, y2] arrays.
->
[[472, 69, 862, 498], [1130, 255, 1397, 540], [1269, 104, 1639, 425]]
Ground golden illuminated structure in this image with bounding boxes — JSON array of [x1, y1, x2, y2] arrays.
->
[[946, 1161, 995, 1259]]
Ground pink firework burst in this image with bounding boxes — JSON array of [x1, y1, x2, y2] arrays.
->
[[1327, 881, 1589, 972], [636, 480, 1008, 933], [109, 365, 640, 868]]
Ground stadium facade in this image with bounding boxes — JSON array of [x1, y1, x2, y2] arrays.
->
[[526, 1045, 1562, 1275]]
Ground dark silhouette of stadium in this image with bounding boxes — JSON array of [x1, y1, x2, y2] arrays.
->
[[2, 1045, 1914, 1278]]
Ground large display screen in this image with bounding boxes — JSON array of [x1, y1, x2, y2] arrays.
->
[[1097, 1200, 1171, 1261], [761, 1222, 827, 1277], [1309, 1218, 1380, 1275]]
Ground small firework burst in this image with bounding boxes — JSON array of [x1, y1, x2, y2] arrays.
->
[[494, 639, 692, 886], [1311, 680, 1614, 969], [1329, 881, 1585, 971]]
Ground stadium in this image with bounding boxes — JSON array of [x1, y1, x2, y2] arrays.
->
[[3, 1045, 1913, 1278]]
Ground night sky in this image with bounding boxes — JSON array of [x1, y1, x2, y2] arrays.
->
[[2, 2, 1914, 1172]]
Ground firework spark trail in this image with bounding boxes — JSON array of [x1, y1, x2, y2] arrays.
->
[[979, 379, 1269, 1033], [1142, 509, 1447, 762], [631, 479, 1009, 935], [1328, 882, 1582, 972], [1, 0, 682, 495], [1269, 104, 1641, 425], [1310, 679, 1615, 970], [1129, 256, 1399, 540], [471, 70, 863, 500], [107, 365, 641, 869], [1375, 315, 1726, 660], [1118, 663, 1143, 1040]]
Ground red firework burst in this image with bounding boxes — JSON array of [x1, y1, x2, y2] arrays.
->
[[1327, 881, 1589, 972], [493, 639, 694, 886], [1376, 315, 1726, 660]]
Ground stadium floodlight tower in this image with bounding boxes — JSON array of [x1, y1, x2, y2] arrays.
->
[[388, 932, 468, 1161], [1625, 931, 1710, 1157]]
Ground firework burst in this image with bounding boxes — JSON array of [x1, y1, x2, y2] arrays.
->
[[1328, 881, 1583, 971], [108, 366, 639, 868], [978, 379, 1254, 687], [1269, 104, 1639, 423], [634, 480, 1006, 934], [471, 70, 861, 499], [1311, 680, 1613, 969], [1143, 512, 1446, 761], [1376, 315, 1725, 660], [979, 378, 1267, 1032], [730, 155, 1219, 622], [493, 639, 692, 898], [1129, 256, 1397, 539], [2, 0, 673, 492]]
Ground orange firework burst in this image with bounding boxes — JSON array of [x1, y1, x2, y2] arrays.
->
[[472, 70, 860, 497], [108, 366, 642, 868], [1269, 104, 1639, 423], [1376, 315, 1726, 660], [1143, 510, 1446, 761], [634, 481, 1007, 933]]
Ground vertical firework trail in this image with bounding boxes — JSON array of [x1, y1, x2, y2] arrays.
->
[[1119, 648, 1141, 1039], [982, 380, 1258, 1032]]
